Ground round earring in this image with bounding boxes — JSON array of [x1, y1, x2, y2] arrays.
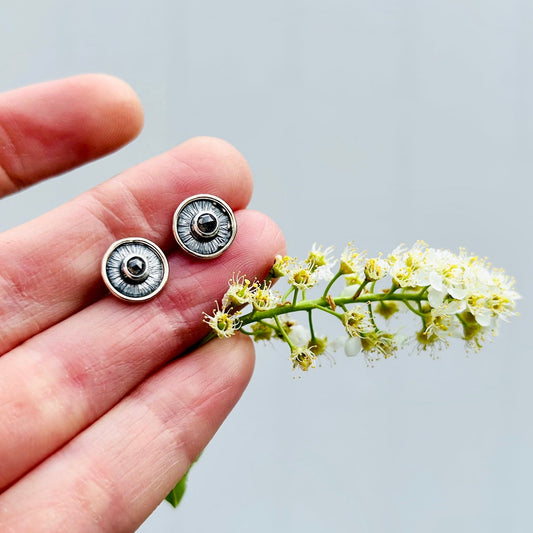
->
[[101, 237, 169, 302], [173, 194, 237, 259]]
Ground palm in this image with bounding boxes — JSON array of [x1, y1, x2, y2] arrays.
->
[[0, 75, 284, 532]]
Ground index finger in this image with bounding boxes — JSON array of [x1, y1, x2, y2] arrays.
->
[[0, 74, 144, 197]]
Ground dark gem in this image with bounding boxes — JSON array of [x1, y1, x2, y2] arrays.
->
[[197, 213, 218, 234], [127, 257, 146, 276]]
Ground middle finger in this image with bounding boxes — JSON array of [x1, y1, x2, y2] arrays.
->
[[0, 136, 252, 354]]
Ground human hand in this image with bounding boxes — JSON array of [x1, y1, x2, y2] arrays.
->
[[0, 75, 284, 532]]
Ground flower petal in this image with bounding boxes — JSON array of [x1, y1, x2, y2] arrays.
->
[[428, 287, 446, 308], [344, 336, 362, 357]]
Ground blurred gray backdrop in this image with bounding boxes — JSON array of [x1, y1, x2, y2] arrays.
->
[[1, 1, 531, 532]]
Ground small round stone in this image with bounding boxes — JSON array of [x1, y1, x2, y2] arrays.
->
[[127, 257, 146, 277], [197, 213, 218, 235], [121, 255, 149, 283]]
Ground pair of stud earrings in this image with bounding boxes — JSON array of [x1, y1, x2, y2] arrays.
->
[[101, 194, 236, 302]]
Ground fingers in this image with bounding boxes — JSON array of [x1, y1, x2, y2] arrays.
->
[[0, 136, 254, 354], [0, 209, 284, 490], [0, 335, 254, 533], [0, 74, 144, 197]]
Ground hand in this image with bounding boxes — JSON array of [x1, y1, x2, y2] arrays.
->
[[0, 75, 284, 532]]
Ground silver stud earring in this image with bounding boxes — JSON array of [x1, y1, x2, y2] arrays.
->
[[173, 194, 237, 259], [102, 237, 169, 302]]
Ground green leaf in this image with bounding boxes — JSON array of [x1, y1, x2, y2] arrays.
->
[[165, 470, 189, 508], [165, 453, 202, 508]]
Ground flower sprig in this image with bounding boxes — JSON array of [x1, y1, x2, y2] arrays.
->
[[167, 240, 520, 507], [204, 241, 520, 371]]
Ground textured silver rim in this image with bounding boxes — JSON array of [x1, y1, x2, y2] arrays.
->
[[101, 237, 169, 302], [173, 194, 237, 259]]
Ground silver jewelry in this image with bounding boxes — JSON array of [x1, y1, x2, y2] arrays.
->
[[102, 238, 169, 301], [173, 194, 237, 259]]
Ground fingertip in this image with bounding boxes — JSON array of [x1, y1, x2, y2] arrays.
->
[[162, 335, 256, 435], [214, 333, 256, 394], [0, 73, 145, 195], [72, 73, 144, 149], [196, 334, 256, 432], [245, 208, 287, 257], [229, 209, 286, 278]]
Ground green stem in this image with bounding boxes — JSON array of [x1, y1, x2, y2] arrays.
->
[[315, 305, 345, 320], [264, 271, 275, 285], [322, 270, 343, 299], [183, 330, 216, 354], [274, 315, 295, 349], [351, 280, 369, 301], [292, 288, 299, 307], [282, 286, 295, 302], [417, 285, 430, 298], [308, 310, 316, 343], [258, 319, 279, 331], [367, 302, 379, 332], [388, 282, 399, 295], [240, 292, 430, 327], [402, 299, 427, 318]]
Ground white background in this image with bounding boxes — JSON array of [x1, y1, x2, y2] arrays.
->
[[1, 1, 531, 532]]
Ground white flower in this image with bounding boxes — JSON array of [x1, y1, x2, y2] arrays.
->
[[360, 330, 398, 364], [222, 274, 254, 308], [428, 287, 468, 312], [291, 346, 318, 372], [387, 243, 418, 287], [424, 248, 468, 299], [428, 270, 444, 292], [364, 257, 389, 282], [432, 299, 466, 316], [306, 244, 337, 281], [466, 295, 495, 327], [388, 260, 414, 287], [287, 263, 318, 290], [460, 258, 520, 327], [270, 255, 295, 278], [448, 285, 468, 300], [251, 282, 281, 311], [339, 243, 365, 276], [316, 264, 335, 282], [342, 306, 373, 337], [203, 304, 241, 338], [423, 310, 461, 342]]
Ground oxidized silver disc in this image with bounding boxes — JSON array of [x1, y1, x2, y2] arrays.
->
[[173, 194, 237, 259], [101, 238, 169, 302]]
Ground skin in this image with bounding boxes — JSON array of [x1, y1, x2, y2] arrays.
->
[[0, 74, 285, 532]]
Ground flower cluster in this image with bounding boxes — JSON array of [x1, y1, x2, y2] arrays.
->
[[203, 242, 520, 371]]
